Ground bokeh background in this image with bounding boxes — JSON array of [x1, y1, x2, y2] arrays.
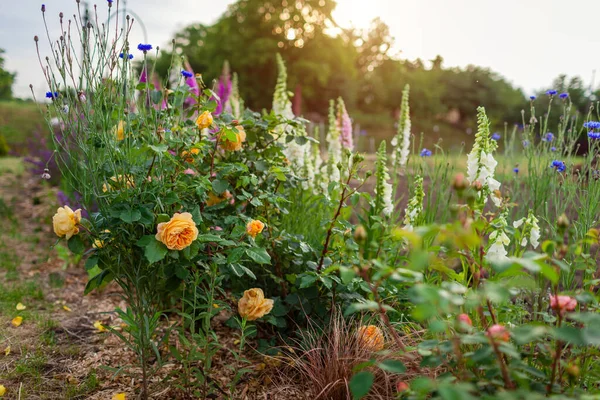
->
[[2, 0, 600, 153]]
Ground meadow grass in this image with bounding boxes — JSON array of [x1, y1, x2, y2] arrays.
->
[[0, 101, 46, 147]]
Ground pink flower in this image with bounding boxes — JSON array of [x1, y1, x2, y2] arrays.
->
[[486, 324, 510, 342], [457, 313, 472, 327], [183, 168, 196, 175], [339, 106, 353, 150], [550, 295, 577, 316]]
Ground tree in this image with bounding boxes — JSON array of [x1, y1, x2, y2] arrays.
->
[[0, 49, 15, 99]]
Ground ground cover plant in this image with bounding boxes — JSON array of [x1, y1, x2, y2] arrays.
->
[[1, 1, 600, 399]]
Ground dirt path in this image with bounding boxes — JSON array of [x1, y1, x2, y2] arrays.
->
[[0, 167, 309, 399], [0, 169, 145, 399]]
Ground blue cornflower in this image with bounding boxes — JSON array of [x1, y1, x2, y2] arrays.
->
[[181, 70, 193, 78], [551, 146, 557, 152], [491, 133, 501, 141], [559, 92, 568, 99], [583, 121, 600, 129], [420, 148, 432, 157], [530, 95, 536, 100], [543, 132, 554, 142], [523, 140, 529, 148], [119, 52, 133, 60], [513, 167, 519, 174], [589, 131, 600, 140], [551, 160, 566, 172], [107, 0, 113, 4], [45, 91, 59, 99], [546, 89, 557, 96], [137, 43, 152, 52]]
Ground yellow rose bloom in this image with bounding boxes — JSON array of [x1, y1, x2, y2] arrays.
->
[[357, 325, 384, 351], [52, 205, 82, 240], [114, 120, 126, 141], [238, 288, 274, 321], [220, 125, 246, 151], [206, 190, 232, 207], [246, 220, 265, 238], [196, 111, 214, 130], [155, 212, 199, 250]]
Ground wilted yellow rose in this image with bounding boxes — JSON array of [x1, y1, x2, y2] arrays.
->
[[114, 120, 126, 141], [155, 212, 199, 250], [52, 205, 82, 240], [196, 111, 213, 130], [238, 288, 274, 321], [220, 125, 246, 151], [181, 148, 200, 163], [206, 190, 232, 207], [102, 175, 135, 193], [246, 220, 265, 238], [357, 325, 384, 351]]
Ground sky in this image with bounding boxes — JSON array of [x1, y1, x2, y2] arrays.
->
[[2, 0, 600, 99]]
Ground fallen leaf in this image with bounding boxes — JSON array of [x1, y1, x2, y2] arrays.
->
[[63, 305, 72, 312], [11, 317, 23, 327], [15, 303, 26, 311], [93, 321, 107, 332], [3, 346, 9, 356], [112, 393, 126, 400]]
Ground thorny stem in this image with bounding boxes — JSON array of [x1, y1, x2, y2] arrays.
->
[[489, 336, 515, 390], [548, 311, 564, 394], [318, 167, 356, 272], [366, 276, 407, 352]]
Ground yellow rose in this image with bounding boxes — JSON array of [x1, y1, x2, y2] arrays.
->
[[114, 120, 126, 141], [238, 288, 274, 321], [102, 175, 135, 193], [196, 111, 214, 130], [155, 212, 199, 250], [357, 325, 384, 351], [206, 190, 232, 207], [246, 220, 265, 238], [52, 205, 82, 240], [220, 125, 246, 151]]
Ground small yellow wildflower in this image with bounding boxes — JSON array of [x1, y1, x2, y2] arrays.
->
[[0, 384, 5, 397], [15, 303, 26, 311], [63, 305, 72, 312], [11, 317, 23, 327], [112, 393, 126, 400], [94, 321, 107, 332]]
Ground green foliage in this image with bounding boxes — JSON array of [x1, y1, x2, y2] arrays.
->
[[0, 49, 15, 100]]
